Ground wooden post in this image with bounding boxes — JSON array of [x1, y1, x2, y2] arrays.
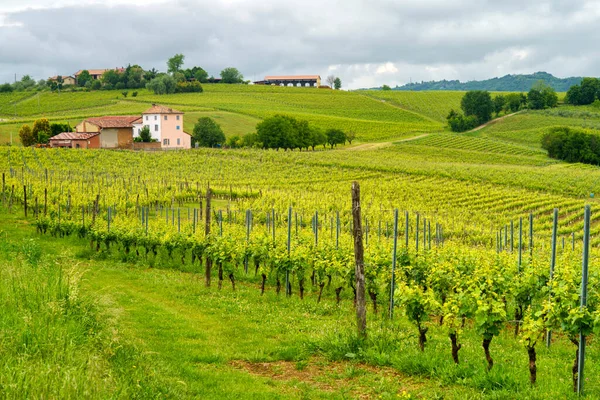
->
[[23, 185, 27, 217], [351, 182, 366, 338], [577, 205, 591, 394], [205, 186, 212, 287]]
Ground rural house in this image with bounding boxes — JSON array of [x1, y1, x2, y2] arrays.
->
[[47, 75, 76, 86], [74, 68, 125, 83], [133, 104, 191, 149], [256, 75, 321, 87], [49, 104, 191, 149], [48, 132, 100, 149]]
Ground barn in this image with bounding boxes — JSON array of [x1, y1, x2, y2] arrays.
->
[[49, 132, 100, 149]]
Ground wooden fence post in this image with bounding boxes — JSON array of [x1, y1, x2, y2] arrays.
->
[[205, 186, 212, 287], [352, 181, 366, 339]]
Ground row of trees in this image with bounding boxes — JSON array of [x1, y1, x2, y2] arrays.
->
[[447, 82, 558, 132], [190, 115, 355, 150], [19, 119, 71, 146], [542, 126, 600, 165], [565, 78, 600, 106]]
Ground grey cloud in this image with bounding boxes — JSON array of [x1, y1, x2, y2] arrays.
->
[[0, 0, 598, 88]]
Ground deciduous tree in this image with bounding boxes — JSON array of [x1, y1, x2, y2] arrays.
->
[[461, 90, 493, 124], [193, 117, 226, 147], [220, 67, 244, 84], [167, 54, 185, 74], [19, 125, 35, 147]]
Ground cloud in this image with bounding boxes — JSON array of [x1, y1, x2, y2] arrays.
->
[[0, 0, 599, 88]]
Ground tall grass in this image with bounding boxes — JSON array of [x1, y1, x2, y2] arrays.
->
[[0, 232, 167, 398]]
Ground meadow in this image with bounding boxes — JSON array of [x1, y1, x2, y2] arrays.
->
[[2, 85, 600, 399]]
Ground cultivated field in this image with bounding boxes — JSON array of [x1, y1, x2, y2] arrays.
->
[[1, 86, 600, 399]]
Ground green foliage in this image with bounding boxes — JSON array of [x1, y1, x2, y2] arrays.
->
[[193, 117, 225, 147], [334, 77, 342, 90], [493, 95, 505, 116], [565, 77, 600, 106], [32, 118, 51, 144], [49, 122, 72, 137], [326, 128, 346, 148], [146, 75, 177, 95], [135, 125, 155, 143], [256, 115, 297, 150], [220, 67, 244, 84], [77, 70, 91, 87], [461, 90, 493, 124], [19, 124, 35, 147], [542, 126, 600, 165], [504, 93, 527, 112], [167, 53, 185, 74], [0, 83, 13, 93], [381, 84, 391, 91], [446, 109, 478, 132], [528, 81, 558, 110], [175, 81, 203, 93], [395, 71, 581, 92]]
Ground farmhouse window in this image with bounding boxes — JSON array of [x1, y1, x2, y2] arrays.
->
[[163, 138, 169, 145], [164, 116, 167, 121], [154, 115, 157, 121], [176, 115, 180, 121], [176, 125, 180, 130], [145, 116, 148, 121], [177, 138, 180, 145], [155, 125, 158, 131]]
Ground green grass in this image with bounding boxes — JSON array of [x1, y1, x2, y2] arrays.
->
[[2, 208, 599, 399]]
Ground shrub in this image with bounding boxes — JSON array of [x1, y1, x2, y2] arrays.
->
[[446, 110, 478, 132], [175, 81, 203, 93], [542, 126, 600, 165]]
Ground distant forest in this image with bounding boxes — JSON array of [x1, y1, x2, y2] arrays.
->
[[376, 72, 585, 92]]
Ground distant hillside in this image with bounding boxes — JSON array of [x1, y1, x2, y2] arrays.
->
[[383, 72, 583, 92]]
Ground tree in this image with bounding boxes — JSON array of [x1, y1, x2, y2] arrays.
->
[[20, 75, 36, 89], [145, 68, 159, 81], [461, 90, 493, 124], [193, 117, 225, 147], [101, 69, 121, 86], [326, 75, 336, 87], [220, 67, 244, 84], [32, 118, 51, 144], [528, 81, 558, 110], [308, 127, 326, 150], [136, 126, 154, 143], [256, 115, 295, 150], [325, 128, 346, 148], [146, 75, 177, 94], [493, 95, 505, 116], [193, 68, 209, 83], [446, 110, 478, 132], [77, 70, 91, 87], [381, 84, 391, 91], [346, 131, 356, 144], [241, 132, 259, 148], [505, 93, 526, 112], [226, 135, 242, 148], [334, 77, 342, 90], [167, 54, 185, 74], [19, 125, 36, 147], [0, 83, 13, 93], [50, 122, 72, 137]]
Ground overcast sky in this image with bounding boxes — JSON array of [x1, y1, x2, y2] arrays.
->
[[0, 0, 598, 89]]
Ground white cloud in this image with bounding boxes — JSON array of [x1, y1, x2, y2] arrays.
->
[[0, 0, 599, 88]]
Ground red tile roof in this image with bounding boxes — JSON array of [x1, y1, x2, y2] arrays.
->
[[50, 132, 99, 141], [48, 75, 75, 81], [84, 116, 142, 129], [142, 104, 183, 114], [74, 68, 125, 76], [264, 75, 320, 80]]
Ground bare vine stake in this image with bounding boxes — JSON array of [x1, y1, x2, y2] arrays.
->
[[405, 211, 409, 248], [286, 206, 292, 297], [205, 186, 212, 287], [529, 213, 534, 258], [351, 182, 366, 338], [23, 185, 27, 217], [510, 220, 514, 252], [546, 208, 558, 348], [272, 208, 275, 244], [415, 213, 419, 253], [577, 205, 591, 395], [389, 209, 399, 319], [518, 217, 523, 272]]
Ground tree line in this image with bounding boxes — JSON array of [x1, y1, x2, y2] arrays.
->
[[565, 78, 600, 106], [191, 115, 355, 150], [542, 126, 600, 165], [1, 53, 246, 94], [19, 119, 72, 146], [447, 82, 558, 132]]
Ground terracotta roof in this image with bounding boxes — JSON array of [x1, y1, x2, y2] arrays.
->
[[48, 76, 75, 81], [142, 104, 183, 115], [74, 68, 125, 76], [50, 132, 99, 140], [84, 116, 141, 129], [264, 75, 321, 80]]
